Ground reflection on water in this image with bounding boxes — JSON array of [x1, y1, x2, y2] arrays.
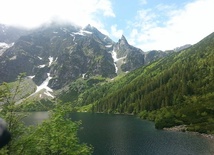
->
[[22, 111, 49, 125], [23, 112, 214, 155], [70, 113, 214, 155]]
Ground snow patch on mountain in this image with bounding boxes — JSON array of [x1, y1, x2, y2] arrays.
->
[[16, 73, 54, 105], [44, 91, 54, 98], [60, 27, 70, 33], [105, 44, 112, 48], [36, 74, 52, 92], [111, 50, 127, 62], [110, 50, 127, 74], [0, 42, 9, 47], [38, 64, 46, 68], [82, 73, 87, 79], [30, 73, 54, 98], [110, 50, 118, 73], [28, 75, 35, 79], [9, 56, 16, 60], [114, 62, 118, 73], [48, 56, 53, 67], [0, 42, 14, 56], [73, 29, 92, 36], [23, 57, 55, 100], [82, 30, 92, 34]]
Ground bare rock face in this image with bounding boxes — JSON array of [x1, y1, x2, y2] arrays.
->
[[0, 24, 116, 89], [0, 23, 170, 89], [114, 35, 145, 72]]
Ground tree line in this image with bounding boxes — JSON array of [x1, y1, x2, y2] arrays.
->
[[70, 32, 214, 133], [0, 74, 93, 155]]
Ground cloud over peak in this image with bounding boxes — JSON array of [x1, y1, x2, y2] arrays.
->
[[0, 0, 115, 28]]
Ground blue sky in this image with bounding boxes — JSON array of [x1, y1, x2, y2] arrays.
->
[[0, 0, 213, 51]]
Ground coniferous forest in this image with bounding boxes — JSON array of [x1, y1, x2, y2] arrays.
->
[[63, 32, 214, 134], [1, 2, 214, 153], [16, 32, 214, 134], [1, 31, 213, 154]]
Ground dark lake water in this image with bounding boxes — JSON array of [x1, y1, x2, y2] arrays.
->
[[24, 112, 214, 155]]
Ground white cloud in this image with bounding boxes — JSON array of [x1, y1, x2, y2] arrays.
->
[[129, 0, 214, 51], [0, 0, 115, 29], [111, 24, 123, 39], [139, 0, 147, 5], [129, 29, 138, 45], [96, 0, 115, 17], [135, 9, 157, 31]]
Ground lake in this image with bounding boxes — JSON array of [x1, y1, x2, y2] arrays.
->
[[24, 112, 214, 155]]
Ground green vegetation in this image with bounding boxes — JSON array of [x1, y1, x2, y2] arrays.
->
[[2, 32, 214, 138], [58, 76, 108, 105], [0, 74, 36, 102], [0, 75, 93, 155], [17, 99, 56, 112], [62, 32, 214, 134], [18, 104, 93, 155], [138, 94, 214, 134]]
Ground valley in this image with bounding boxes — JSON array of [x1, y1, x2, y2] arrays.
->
[[0, 23, 213, 154], [0, 0, 214, 154]]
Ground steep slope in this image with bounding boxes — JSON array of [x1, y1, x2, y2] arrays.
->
[[174, 44, 191, 52], [0, 23, 116, 90], [113, 35, 145, 72], [0, 24, 30, 56], [75, 32, 214, 133], [112, 35, 169, 74], [0, 24, 30, 43], [144, 50, 168, 64], [0, 23, 173, 101]]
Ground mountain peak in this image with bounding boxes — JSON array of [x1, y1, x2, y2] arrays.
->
[[85, 24, 92, 28], [119, 35, 128, 45], [121, 35, 127, 41], [83, 24, 94, 32]]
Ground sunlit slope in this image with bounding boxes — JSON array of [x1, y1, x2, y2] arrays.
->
[[77, 32, 214, 133]]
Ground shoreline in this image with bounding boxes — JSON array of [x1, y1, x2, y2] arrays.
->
[[163, 125, 214, 141]]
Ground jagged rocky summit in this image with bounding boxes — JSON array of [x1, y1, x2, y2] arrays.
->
[[0, 23, 171, 91]]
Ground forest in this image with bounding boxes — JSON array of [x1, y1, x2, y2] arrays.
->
[[0, 75, 93, 155], [2, 32, 214, 153], [59, 32, 214, 134]]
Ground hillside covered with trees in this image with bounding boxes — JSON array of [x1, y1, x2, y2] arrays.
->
[[3, 32, 214, 136], [70, 32, 214, 134]]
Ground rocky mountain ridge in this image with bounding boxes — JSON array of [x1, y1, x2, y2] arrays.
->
[[0, 24, 115, 88], [0, 23, 176, 99]]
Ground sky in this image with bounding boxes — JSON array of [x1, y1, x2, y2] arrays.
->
[[0, 0, 214, 51]]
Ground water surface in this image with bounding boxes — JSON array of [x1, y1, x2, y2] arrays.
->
[[24, 112, 214, 155], [70, 112, 214, 155]]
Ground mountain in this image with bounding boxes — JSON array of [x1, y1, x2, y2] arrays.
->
[[1, 23, 213, 134], [0, 23, 169, 92], [72, 32, 214, 133], [0, 24, 30, 56], [112, 35, 169, 73], [113, 35, 145, 72], [0, 24, 30, 43], [174, 44, 191, 52], [0, 23, 117, 90], [144, 50, 168, 64]]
